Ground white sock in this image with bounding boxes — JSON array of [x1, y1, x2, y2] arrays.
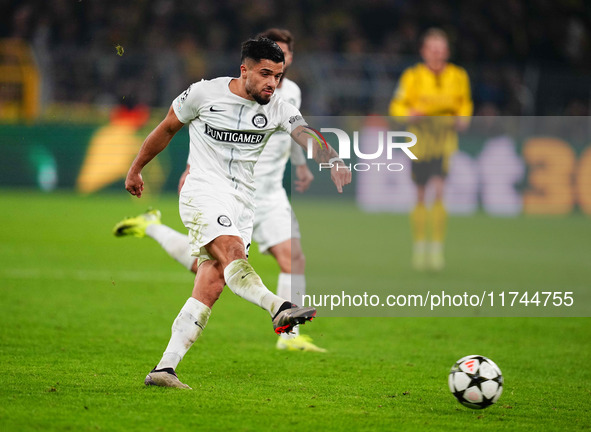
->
[[156, 297, 211, 370], [223, 259, 286, 316], [276, 272, 306, 306], [430, 241, 443, 254], [145, 224, 196, 271], [277, 273, 306, 339], [413, 241, 427, 254]]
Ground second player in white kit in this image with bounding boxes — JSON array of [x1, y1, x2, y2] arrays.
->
[[252, 77, 304, 256], [122, 36, 351, 388], [115, 29, 322, 352]]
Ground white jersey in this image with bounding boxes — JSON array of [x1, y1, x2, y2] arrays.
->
[[173, 77, 306, 207], [254, 78, 303, 197]]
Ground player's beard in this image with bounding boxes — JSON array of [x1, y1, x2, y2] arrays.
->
[[246, 82, 272, 105]]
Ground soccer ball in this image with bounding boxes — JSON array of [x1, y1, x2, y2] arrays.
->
[[448, 355, 503, 409]]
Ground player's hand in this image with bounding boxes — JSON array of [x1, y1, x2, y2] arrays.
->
[[330, 162, 352, 193], [294, 164, 314, 193], [178, 166, 190, 195], [125, 170, 144, 198]]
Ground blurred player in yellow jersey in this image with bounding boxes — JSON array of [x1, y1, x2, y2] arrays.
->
[[389, 28, 473, 270]]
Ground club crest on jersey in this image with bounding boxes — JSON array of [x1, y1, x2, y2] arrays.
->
[[217, 215, 232, 227], [252, 114, 268, 128]]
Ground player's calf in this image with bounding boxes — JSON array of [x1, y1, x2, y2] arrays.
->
[[223, 259, 286, 316]]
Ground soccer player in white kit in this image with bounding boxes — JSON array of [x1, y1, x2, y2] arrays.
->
[[115, 29, 323, 352], [124, 37, 351, 388]]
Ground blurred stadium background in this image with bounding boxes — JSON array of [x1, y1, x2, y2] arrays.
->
[[2, 0, 591, 117], [0, 0, 589, 215], [1, 0, 591, 211], [1, 2, 591, 431]]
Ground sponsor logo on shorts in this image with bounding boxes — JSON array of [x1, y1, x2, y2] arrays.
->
[[217, 215, 232, 227], [252, 114, 268, 128], [204, 123, 265, 144]]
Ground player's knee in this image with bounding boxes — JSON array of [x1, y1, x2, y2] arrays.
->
[[209, 237, 247, 267], [232, 240, 249, 259], [288, 248, 305, 274], [277, 255, 291, 273], [292, 249, 305, 268], [416, 187, 427, 203]]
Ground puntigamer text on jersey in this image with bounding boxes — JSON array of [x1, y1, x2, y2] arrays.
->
[[204, 123, 265, 144]]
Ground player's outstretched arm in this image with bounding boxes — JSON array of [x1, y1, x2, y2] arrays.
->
[[125, 105, 184, 198], [290, 125, 352, 193]]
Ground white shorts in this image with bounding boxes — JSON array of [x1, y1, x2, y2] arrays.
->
[[252, 189, 301, 254], [179, 191, 254, 260]]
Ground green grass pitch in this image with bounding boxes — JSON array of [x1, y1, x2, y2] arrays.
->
[[0, 189, 589, 431]]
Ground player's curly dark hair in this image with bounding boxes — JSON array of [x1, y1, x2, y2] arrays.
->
[[241, 37, 285, 64]]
